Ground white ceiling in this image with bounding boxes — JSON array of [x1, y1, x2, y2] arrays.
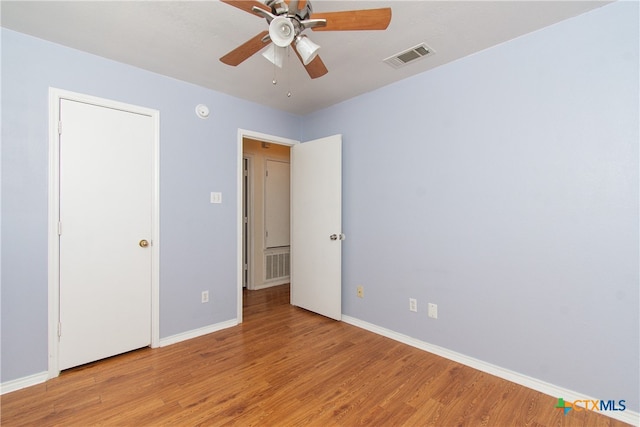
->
[[1, 0, 610, 115]]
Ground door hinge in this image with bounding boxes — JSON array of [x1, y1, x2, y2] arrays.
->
[[58, 221, 62, 236], [58, 322, 62, 338], [244, 263, 248, 271], [265, 170, 269, 177], [58, 120, 62, 135]]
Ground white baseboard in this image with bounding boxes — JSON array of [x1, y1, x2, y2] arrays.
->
[[251, 280, 289, 290], [1, 371, 48, 395], [159, 319, 238, 347], [342, 315, 639, 426]]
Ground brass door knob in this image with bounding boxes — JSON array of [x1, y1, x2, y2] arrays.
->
[[139, 239, 149, 248]]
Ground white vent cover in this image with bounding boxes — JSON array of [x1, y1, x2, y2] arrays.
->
[[384, 43, 434, 69], [265, 249, 290, 281]]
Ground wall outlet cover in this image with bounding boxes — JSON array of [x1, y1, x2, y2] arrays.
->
[[428, 303, 438, 319], [210, 192, 222, 204]]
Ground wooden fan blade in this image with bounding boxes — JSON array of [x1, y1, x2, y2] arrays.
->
[[310, 8, 391, 31], [284, 0, 307, 14], [220, 31, 270, 66], [302, 55, 329, 79], [220, 0, 270, 17], [292, 45, 328, 79]]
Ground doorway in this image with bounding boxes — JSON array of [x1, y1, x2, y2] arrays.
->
[[236, 130, 343, 324], [243, 139, 292, 292], [236, 130, 298, 323], [48, 89, 160, 377]]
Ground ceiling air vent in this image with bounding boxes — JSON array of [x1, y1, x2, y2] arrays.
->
[[384, 43, 434, 69]]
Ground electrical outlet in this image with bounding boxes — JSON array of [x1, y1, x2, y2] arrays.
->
[[409, 298, 417, 312], [356, 286, 364, 298], [201, 291, 209, 303], [428, 303, 438, 319]]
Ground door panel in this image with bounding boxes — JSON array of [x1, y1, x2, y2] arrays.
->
[[58, 99, 153, 370], [290, 135, 342, 320], [265, 159, 290, 248]]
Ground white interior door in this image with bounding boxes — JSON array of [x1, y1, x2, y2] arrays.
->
[[265, 159, 290, 248], [290, 135, 342, 320], [58, 99, 153, 370]]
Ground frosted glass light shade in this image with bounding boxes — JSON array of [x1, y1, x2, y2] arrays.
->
[[295, 36, 320, 65], [262, 44, 285, 68], [269, 16, 295, 47]]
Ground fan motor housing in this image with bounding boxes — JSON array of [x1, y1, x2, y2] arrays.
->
[[266, 0, 312, 19]]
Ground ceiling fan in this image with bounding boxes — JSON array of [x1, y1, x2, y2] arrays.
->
[[220, 0, 392, 79]]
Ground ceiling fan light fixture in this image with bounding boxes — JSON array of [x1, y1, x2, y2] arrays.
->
[[262, 44, 285, 68], [269, 16, 295, 47], [295, 35, 320, 65]]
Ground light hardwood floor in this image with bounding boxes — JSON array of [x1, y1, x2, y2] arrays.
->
[[1, 284, 631, 426]]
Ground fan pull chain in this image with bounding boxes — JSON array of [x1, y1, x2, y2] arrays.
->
[[286, 46, 292, 98], [272, 49, 278, 86]]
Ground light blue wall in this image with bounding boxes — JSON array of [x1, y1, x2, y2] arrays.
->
[[302, 2, 639, 411], [2, 1, 638, 413], [1, 28, 300, 381]]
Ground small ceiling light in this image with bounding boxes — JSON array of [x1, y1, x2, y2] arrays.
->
[[269, 16, 295, 47], [295, 36, 320, 65], [262, 44, 286, 68]]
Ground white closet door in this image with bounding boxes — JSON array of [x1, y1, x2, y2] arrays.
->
[[58, 99, 153, 370]]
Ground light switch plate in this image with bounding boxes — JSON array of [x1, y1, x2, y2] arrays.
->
[[210, 192, 222, 204]]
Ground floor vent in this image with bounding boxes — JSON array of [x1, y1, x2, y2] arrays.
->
[[265, 249, 290, 281], [384, 43, 434, 69]]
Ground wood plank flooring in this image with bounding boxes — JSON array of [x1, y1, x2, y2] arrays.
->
[[1, 284, 631, 426]]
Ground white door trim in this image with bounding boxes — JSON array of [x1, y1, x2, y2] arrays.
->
[[236, 129, 298, 323], [242, 154, 254, 290], [47, 88, 160, 378]]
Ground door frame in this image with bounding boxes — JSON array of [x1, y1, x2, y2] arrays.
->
[[47, 88, 160, 378], [242, 153, 254, 289], [236, 129, 298, 323]]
